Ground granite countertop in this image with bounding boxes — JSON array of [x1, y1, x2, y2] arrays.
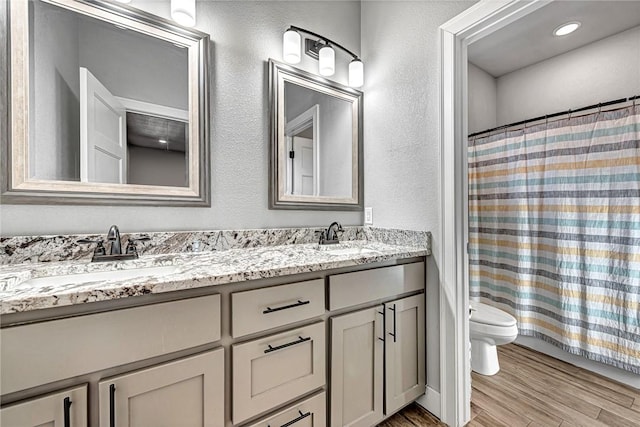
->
[[0, 241, 428, 315]]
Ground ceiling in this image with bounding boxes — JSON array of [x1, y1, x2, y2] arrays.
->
[[468, 1, 640, 77], [127, 112, 187, 153]]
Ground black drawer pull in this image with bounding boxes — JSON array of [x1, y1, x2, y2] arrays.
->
[[109, 384, 116, 427], [263, 300, 310, 314], [388, 304, 397, 343], [265, 336, 311, 354], [281, 410, 312, 427], [63, 397, 72, 427]]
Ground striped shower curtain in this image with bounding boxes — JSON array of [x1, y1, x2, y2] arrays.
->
[[468, 104, 640, 374]]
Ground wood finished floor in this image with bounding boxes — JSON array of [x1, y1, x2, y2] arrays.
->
[[378, 343, 640, 427]]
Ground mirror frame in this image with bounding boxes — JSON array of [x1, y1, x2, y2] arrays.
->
[[269, 59, 363, 211], [0, 0, 210, 206]]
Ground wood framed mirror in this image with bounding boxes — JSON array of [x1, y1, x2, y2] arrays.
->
[[1, 0, 210, 206], [269, 59, 363, 210]]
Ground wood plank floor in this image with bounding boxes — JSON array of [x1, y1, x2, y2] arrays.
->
[[378, 344, 640, 427]]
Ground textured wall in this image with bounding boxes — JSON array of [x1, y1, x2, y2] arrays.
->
[[497, 25, 640, 126], [468, 62, 497, 134], [1, 1, 362, 236], [361, 0, 477, 394]]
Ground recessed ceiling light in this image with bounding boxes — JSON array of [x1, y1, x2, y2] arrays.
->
[[159, 139, 168, 144], [553, 21, 581, 37]]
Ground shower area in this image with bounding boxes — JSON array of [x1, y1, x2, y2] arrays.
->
[[466, 1, 640, 386]]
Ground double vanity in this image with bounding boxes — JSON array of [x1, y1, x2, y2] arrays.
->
[[0, 230, 430, 427]]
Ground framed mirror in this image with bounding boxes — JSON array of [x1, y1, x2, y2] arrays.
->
[[269, 59, 363, 210], [1, 0, 210, 206]]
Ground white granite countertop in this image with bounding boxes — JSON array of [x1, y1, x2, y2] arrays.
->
[[0, 241, 428, 315]]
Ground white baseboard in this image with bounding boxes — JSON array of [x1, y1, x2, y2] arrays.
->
[[416, 386, 441, 419], [515, 336, 640, 389]]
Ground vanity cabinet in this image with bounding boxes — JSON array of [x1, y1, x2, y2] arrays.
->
[[245, 392, 327, 427], [98, 348, 224, 427], [0, 385, 88, 427]]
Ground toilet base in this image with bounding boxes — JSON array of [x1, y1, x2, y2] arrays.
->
[[471, 339, 500, 376]]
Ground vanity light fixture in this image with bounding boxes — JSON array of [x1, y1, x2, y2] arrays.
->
[[553, 21, 581, 36], [282, 26, 364, 88], [171, 0, 196, 27]]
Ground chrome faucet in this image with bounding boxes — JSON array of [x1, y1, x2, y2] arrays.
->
[[78, 225, 150, 262], [319, 222, 344, 245], [107, 225, 122, 255]]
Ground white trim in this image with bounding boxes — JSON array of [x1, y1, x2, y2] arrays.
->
[[416, 386, 441, 419], [285, 105, 320, 196], [438, 1, 552, 426], [115, 97, 189, 122]]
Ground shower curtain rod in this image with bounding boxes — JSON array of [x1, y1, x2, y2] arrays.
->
[[468, 94, 640, 138]]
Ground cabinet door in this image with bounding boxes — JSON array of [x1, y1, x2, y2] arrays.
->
[[384, 294, 425, 415], [0, 385, 87, 427], [99, 348, 224, 427], [330, 306, 384, 427]]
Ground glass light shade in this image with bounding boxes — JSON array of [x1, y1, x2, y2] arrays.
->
[[348, 59, 364, 88], [171, 0, 196, 27], [283, 30, 301, 64], [318, 46, 335, 76]]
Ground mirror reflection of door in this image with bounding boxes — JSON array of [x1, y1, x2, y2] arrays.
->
[[79, 67, 127, 184], [285, 105, 319, 196]]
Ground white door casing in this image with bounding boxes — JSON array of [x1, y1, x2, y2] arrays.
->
[[438, 1, 552, 426], [80, 67, 127, 184]]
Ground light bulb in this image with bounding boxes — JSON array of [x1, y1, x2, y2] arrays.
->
[[318, 46, 335, 76], [349, 59, 364, 88], [283, 30, 301, 64], [171, 0, 196, 27], [553, 21, 581, 36]]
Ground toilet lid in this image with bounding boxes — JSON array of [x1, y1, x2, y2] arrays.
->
[[470, 302, 517, 327]]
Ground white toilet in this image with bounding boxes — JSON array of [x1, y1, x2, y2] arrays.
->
[[470, 301, 518, 375]]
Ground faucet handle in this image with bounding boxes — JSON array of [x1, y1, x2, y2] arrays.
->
[[77, 239, 106, 257], [125, 236, 151, 256]]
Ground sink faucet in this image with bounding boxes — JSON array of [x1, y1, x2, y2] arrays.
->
[[107, 225, 122, 255], [77, 225, 150, 262], [319, 222, 343, 245]]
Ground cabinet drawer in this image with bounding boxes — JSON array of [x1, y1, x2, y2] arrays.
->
[[1, 294, 221, 394], [246, 392, 326, 427], [0, 385, 88, 427], [329, 262, 424, 310], [99, 348, 224, 427], [232, 279, 325, 338], [233, 322, 326, 424]]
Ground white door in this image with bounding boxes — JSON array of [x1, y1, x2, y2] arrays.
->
[[292, 136, 315, 196], [80, 67, 127, 183]]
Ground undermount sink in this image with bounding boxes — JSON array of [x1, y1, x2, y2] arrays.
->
[[321, 247, 378, 256], [20, 265, 180, 288]]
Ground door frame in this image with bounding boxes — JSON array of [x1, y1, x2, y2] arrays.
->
[[438, 1, 551, 426]]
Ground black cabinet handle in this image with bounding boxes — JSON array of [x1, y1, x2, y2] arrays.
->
[[263, 300, 310, 314], [377, 308, 385, 342], [264, 336, 311, 354], [281, 410, 312, 427], [388, 304, 397, 343], [109, 384, 116, 427], [63, 397, 72, 427]]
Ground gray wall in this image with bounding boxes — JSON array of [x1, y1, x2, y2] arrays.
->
[[77, 18, 188, 110], [30, 0, 80, 181], [128, 146, 187, 187], [361, 0, 478, 394], [2, 1, 362, 235], [496, 25, 640, 126], [467, 62, 497, 134], [285, 83, 353, 198]]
